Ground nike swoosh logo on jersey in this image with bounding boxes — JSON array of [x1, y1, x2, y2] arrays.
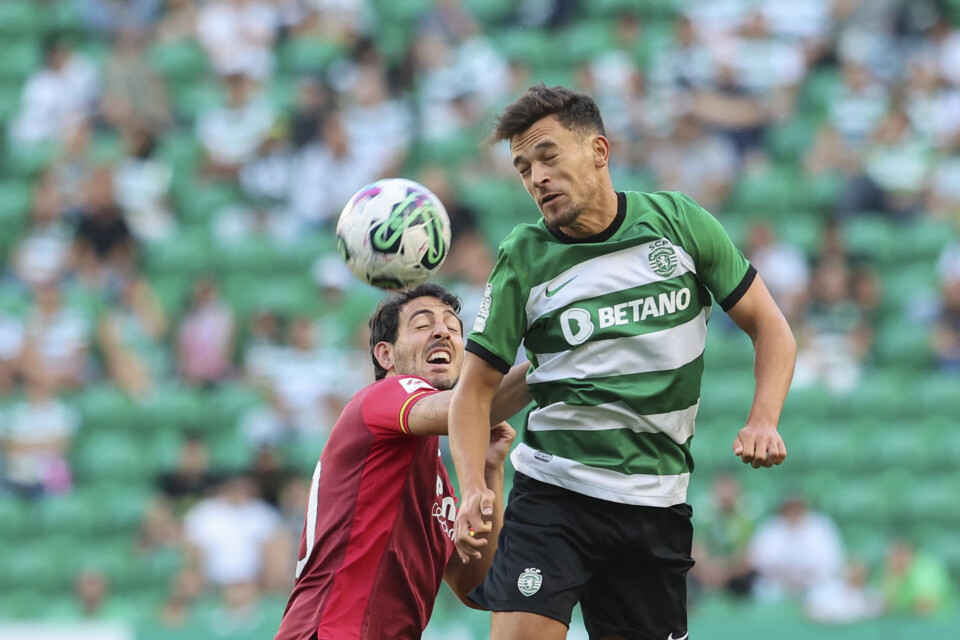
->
[[667, 633, 688, 640], [545, 276, 577, 297]]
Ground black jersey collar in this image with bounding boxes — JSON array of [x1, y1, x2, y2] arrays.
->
[[548, 192, 626, 244]]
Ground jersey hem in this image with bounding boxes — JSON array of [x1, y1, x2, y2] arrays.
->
[[720, 264, 757, 311], [465, 340, 512, 374]]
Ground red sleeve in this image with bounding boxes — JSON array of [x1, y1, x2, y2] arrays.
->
[[361, 376, 442, 435]]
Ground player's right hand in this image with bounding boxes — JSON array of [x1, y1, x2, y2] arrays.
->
[[453, 487, 496, 563]]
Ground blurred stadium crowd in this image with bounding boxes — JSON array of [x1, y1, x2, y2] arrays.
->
[[0, 0, 959, 638]]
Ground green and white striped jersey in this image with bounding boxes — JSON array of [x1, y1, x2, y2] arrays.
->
[[466, 191, 755, 507]]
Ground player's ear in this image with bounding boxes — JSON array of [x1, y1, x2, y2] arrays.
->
[[373, 342, 395, 374], [592, 135, 610, 168]]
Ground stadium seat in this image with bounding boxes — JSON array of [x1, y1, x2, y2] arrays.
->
[[142, 228, 212, 276], [71, 430, 148, 482], [3, 138, 58, 177], [463, 0, 514, 25], [278, 37, 346, 75], [37, 493, 96, 538], [0, 179, 33, 231], [76, 384, 137, 433], [146, 40, 209, 82], [0, 1, 38, 35], [559, 20, 617, 65], [0, 496, 30, 541], [873, 318, 932, 370]]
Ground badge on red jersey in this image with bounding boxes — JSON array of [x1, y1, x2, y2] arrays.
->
[[397, 377, 435, 394]]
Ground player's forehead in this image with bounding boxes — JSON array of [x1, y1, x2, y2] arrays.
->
[[510, 115, 574, 160], [399, 296, 458, 323]]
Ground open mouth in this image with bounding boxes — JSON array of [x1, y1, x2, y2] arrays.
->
[[426, 349, 451, 365]]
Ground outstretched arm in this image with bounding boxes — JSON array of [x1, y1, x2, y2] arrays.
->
[[443, 422, 515, 606], [726, 274, 796, 468], [448, 353, 505, 562]]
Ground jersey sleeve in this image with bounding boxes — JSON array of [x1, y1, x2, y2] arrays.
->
[[673, 193, 755, 310], [361, 376, 442, 436], [465, 248, 527, 374]]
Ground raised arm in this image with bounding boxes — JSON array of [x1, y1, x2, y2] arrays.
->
[[448, 353, 505, 562], [726, 274, 797, 468], [403, 362, 529, 437], [443, 421, 515, 605]]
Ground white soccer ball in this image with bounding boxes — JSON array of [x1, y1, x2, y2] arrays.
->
[[336, 178, 451, 290]]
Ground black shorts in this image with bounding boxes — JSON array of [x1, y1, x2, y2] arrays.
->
[[469, 472, 694, 640]]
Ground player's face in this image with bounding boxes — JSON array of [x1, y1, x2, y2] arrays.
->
[[390, 296, 464, 390], [510, 115, 604, 233]]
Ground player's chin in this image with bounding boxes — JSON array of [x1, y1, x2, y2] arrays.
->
[[425, 368, 458, 391]]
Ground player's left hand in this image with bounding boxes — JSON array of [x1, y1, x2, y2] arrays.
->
[[485, 421, 516, 469], [733, 423, 786, 468]]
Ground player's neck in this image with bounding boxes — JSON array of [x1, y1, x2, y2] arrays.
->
[[559, 185, 619, 238]]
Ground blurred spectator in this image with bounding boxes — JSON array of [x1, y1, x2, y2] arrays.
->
[[239, 122, 297, 207], [99, 276, 170, 399], [196, 72, 276, 177], [20, 282, 93, 391], [793, 258, 873, 394], [287, 76, 334, 148], [0, 311, 24, 393], [76, 0, 162, 36], [746, 221, 811, 326], [342, 66, 414, 177], [747, 495, 846, 602], [931, 275, 960, 373], [156, 569, 203, 630], [647, 110, 739, 213], [298, 0, 366, 42], [879, 539, 955, 616], [843, 106, 933, 219], [11, 34, 99, 148], [112, 126, 176, 243], [202, 581, 272, 635], [0, 377, 78, 498], [156, 433, 219, 516], [56, 568, 134, 622], [289, 109, 378, 227], [827, 62, 890, 152], [71, 168, 137, 289], [212, 198, 300, 247], [196, 0, 280, 81], [240, 386, 296, 448], [48, 120, 97, 210], [927, 146, 960, 218], [418, 166, 494, 285], [155, 0, 199, 43], [264, 315, 345, 437], [903, 54, 960, 151], [183, 474, 288, 589], [690, 474, 758, 598], [242, 309, 286, 385], [13, 177, 75, 288], [176, 277, 236, 387], [100, 27, 172, 132], [804, 559, 883, 624], [248, 444, 291, 508]]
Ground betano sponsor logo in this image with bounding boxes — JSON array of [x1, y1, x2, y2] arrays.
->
[[559, 288, 692, 346]]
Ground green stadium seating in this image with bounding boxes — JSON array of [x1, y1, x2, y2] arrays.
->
[[71, 430, 147, 482], [142, 228, 212, 276], [76, 384, 138, 433], [141, 386, 207, 433], [559, 20, 617, 65], [464, 0, 514, 25], [37, 493, 96, 538], [0, 179, 33, 230], [0, 2, 39, 36], [3, 138, 58, 177], [146, 40, 209, 82], [0, 496, 30, 541], [277, 38, 346, 75]]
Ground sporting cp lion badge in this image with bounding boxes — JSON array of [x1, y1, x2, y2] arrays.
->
[[517, 568, 542, 597], [649, 244, 678, 277]]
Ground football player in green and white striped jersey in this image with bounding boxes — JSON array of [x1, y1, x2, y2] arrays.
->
[[449, 85, 797, 640]]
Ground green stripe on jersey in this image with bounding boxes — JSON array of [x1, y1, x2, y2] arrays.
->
[[525, 428, 693, 476], [529, 357, 705, 416]]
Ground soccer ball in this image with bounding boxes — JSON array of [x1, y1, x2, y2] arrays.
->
[[336, 178, 451, 290]]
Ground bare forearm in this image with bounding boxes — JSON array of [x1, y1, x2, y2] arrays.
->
[[747, 316, 796, 427], [449, 389, 493, 492], [490, 362, 531, 425]]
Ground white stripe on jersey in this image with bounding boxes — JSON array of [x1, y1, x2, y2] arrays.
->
[[528, 400, 700, 445], [524, 239, 697, 327], [511, 443, 691, 506], [527, 308, 709, 384]]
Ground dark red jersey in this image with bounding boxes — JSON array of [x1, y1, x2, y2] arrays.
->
[[275, 375, 458, 640]]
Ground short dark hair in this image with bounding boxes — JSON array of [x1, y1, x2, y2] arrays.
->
[[368, 283, 462, 380], [490, 84, 606, 144]]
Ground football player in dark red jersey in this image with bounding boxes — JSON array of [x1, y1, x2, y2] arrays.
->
[[275, 283, 531, 640]]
